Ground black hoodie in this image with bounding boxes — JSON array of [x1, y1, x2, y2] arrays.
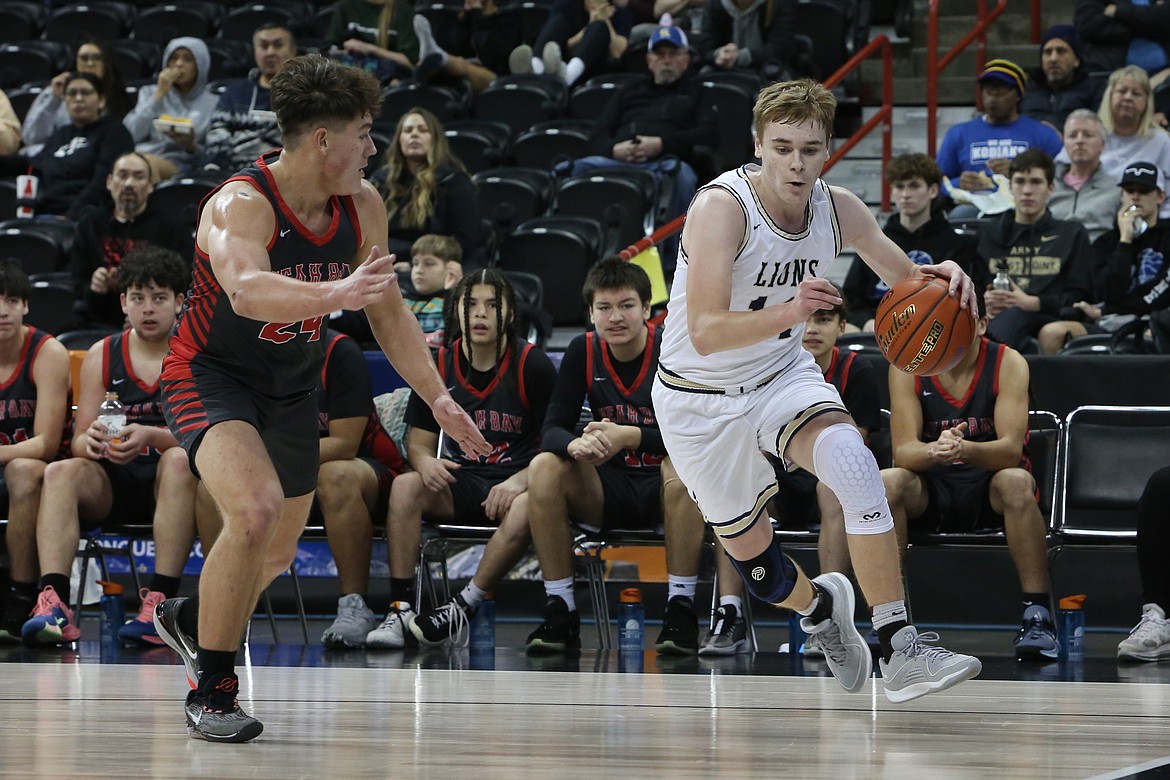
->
[[1092, 219, 1170, 316]]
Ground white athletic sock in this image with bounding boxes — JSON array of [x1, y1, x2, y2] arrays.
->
[[531, 57, 545, 74], [872, 600, 908, 630], [413, 15, 448, 64], [667, 574, 698, 601], [544, 577, 575, 612], [460, 580, 487, 610], [719, 594, 743, 613], [565, 57, 585, 86]]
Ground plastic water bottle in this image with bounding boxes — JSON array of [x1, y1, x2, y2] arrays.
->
[[993, 260, 1012, 292], [97, 392, 126, 446], [469, 593, 496, 670], [98, 579, 125, 645], [618, 588, 644, 672], [1059, 594, 1086, 663]]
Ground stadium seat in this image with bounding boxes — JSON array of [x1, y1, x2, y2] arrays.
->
[[0, 3, 46, 44], [43, 2, 131, 44]]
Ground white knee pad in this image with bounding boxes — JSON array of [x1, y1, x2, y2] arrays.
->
[[812, 422, 894, 535]]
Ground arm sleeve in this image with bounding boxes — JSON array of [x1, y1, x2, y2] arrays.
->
[[1076, 0, 1136, 44], [540, 337, 589, 457], [522, 347, 558, 435], [1112, 1, 1170, 34], [20, 90, 62, 148], [936, 127, 964, 187], [122, 89, 161, 144], [1060, 228, 1099, 307]]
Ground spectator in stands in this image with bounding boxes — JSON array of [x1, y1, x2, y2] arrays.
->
[[406, 233, 462, 349], [1040, 162, 1170, 353], [653, 0, 706, 39], [0, 90, 20, 156], [976, 149, 1094, 351], [0, 72, 134, 221], [123, 37, 218, 182], [1118, 466, 1170, 663], [201, 23, 298, 178], [410, 15, 499, 92], [875, 297, 1058, 662], [937, 59, 1063, 216], [0, 263, 89, 642], [378, 108, 484, 272], [693, 0, 809, 81], [312, 332, 407, 648], [509, 0, 632, 87], [1075, 0, 1170, 75], [1049, 109, 1121, 242], [843, 153, 980, 331], [569, 26, 719, 270], [1093, 66, 1170, 188], [327, 0, 419, 84], [1021, 25, 1106, 131], [521, 259, 709, 656], [367, 270, 556, 649], [17, 248, 195, 647], [71, 152, 192, 331], [22, 40, 130, 157]]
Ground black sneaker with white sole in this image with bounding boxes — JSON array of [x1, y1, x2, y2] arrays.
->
[[525, 596, 580, 654]]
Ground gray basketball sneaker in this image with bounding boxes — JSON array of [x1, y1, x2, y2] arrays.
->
[[186, 672, 264, 743], [153, 597, 198, 689], [801, 573, 871, 693], [879, 626, 982, 703]]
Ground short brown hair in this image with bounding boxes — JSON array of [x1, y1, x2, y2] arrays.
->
[[583, 256, 652, 307], [269, 54, 382, 144], [884, 153, 943, 187], [411, 234, 462, 264], [753, 79, 836, 143], [1009, 148, 1056, 184]]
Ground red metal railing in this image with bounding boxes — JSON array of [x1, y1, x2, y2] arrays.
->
[[926, 0, 1009, 157], [824, 34, 894, 211]]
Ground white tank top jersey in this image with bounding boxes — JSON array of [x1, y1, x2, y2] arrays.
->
[[659, 164, 842, 389]]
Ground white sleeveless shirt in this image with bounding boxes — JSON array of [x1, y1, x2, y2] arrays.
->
[[659, 165, 842, 389]]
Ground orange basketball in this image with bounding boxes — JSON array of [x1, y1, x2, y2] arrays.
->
[[874, 276, 976, 376]]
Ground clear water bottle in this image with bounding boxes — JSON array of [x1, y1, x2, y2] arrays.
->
[[617, 587, 644, 668], [469, 593, 496, 670], [993, 260, 1012, 292], [787, 609, 806, 654], [97, 391, 126, 446], [1059, 594, 1086, 663]]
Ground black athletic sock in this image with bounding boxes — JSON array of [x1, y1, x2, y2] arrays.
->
[[389, 577, 416, 609], [877, 620, 910, 662], [197, 648, 237, 688], [39, 573, 71, 605], [149, 574, 182, 600], [807, 583, 834, 624], [178, 594, 200, 642]]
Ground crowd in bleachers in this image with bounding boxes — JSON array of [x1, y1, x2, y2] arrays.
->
[[0, 0, 1167, 671]]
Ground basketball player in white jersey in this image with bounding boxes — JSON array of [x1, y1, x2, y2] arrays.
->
[[653, 79, 983, 703]]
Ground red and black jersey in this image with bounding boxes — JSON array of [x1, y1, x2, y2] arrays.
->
[[821, 346, 882, 435], [916, 337, 1030, 477], [101, 329, 166, 464], [585, 322, 662, 470], [0, 326, 53, 447], [163, 150, 361, 397], [316, 333, 372, 436]]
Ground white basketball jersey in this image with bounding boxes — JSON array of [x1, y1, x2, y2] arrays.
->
[[659, 165, 842, 388]]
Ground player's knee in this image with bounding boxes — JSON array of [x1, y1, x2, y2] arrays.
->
[[814, 423, 894, 534], [993, 468, 1037, 506], [528, 451, 570, 493], [4, 457, 45, 494], [388, 471, 426, 509], [726, 534, 798, 604], [157, 447, 194, 483], [497, 494, 532, 541], [315, 460, 359, 509], [42, 458, 82, 492]]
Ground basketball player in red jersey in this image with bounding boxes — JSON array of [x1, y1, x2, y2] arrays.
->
[[653, 79, 981, 703], [152, 54, 489, 743]]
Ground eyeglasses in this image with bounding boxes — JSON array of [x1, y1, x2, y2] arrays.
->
[[65, 88, 97, 99], [77, 53, 103, 63]]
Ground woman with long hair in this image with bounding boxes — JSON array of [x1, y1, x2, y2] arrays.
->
[[380, 108, 484, 271], [21, 40, 130, 154], [327, 0, 419, 83], [1097, 65, 1170, 180]]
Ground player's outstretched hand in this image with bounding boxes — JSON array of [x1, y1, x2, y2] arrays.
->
[[337, 246, 397, 310], [920, 260, 977, 320], [433, 395, 491, 458]]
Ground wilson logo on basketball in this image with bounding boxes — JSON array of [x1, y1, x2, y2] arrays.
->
[[751, 567, 765, 581], [877, 303, 915, 353], [903, 320, 945, 373]]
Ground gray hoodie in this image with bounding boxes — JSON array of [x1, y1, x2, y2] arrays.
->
[[123, 36, 219, 169]]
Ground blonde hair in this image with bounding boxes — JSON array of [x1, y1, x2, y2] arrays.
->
[[753, 79, 837, 143], [1100, 65, 1156, 137], [376, 0, 396, 50], [383, 108, 467, 230], [411, 233, 462, 264]]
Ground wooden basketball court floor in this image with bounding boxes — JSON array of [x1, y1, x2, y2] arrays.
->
[[1, 621, 1168, 780]]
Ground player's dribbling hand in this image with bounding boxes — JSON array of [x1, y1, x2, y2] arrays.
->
[[790, 276, 843, 321], [433, 395, 491, 459], [337, 247, 396, 310], [920, 260, 977, 320]]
